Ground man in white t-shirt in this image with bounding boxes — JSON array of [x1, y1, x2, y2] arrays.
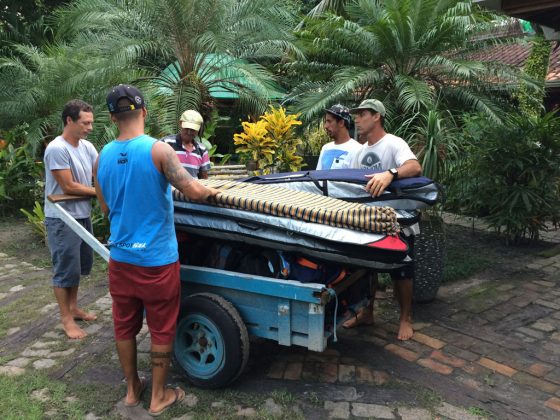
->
[[345, 99, 422, 341], [316, 104, 361, 170]]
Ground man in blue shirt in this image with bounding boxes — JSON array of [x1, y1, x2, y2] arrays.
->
[[95, 84, 218, 415]]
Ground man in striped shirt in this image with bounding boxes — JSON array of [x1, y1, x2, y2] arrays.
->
[[160, 110, 211, 179]]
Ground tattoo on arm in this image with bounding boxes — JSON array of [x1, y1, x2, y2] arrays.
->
[[163, 148, 194, 190]]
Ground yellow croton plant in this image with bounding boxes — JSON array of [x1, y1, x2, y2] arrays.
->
[[234, 106, 303, 174]]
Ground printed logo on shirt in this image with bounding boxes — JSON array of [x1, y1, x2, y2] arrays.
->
[[118, 152, 128, 164], [110, 241, 147, 249], [359, 151, 382, 170], [321, 150, 349, 170]]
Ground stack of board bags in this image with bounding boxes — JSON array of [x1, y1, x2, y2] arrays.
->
[[173, 169, 440, 276]]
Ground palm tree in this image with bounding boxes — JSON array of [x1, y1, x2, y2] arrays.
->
[[54, 0, 300, 137], [0, 42, 145, 152], [288, 0, 533, 125]]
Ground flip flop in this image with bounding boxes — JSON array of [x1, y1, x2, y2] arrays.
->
[[342, 308, 374, 329], [123, 376, 148, 407], [148, 387, 186, 417]]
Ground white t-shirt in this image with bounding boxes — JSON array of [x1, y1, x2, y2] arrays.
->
[[347, 133, 417, 171], [44, 135, 98, 219], [347, 133, 419, 235], [316, 138, 361, 170]]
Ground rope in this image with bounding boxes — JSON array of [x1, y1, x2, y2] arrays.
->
[[327, 288, 338, 343]]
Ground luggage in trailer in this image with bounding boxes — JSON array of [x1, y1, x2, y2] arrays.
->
[[173, 177, 416, 270]]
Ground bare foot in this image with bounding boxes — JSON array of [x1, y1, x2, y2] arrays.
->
[[72, 308, 97, 321], [124, 377, 147, 407], [397, 319, 413, 341], [62, 318, 87, 339], [342, 307, 374, 329]]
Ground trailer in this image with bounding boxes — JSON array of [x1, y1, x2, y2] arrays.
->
[[46, 194, 370, 388]]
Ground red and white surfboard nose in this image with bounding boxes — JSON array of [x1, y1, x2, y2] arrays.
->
[[367, 235, 408, 252]]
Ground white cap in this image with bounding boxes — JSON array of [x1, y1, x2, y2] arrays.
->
[[179, 110, 203, 131]]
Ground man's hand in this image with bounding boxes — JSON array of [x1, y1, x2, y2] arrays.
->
[[364, 171, 393, 197], [206, 187, 220, 201], [364, 159, 422, 197], [180, 182, 219, 203]]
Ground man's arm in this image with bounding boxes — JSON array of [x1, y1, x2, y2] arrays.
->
[[364, 159, 422, 197], [50, 169, 97, 197], [152, 142, 218, 201], [92, 157, 109, 216]]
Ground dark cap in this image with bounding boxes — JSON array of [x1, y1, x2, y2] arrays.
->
[[106, 84, 145, 114], [324, 104, 352, 124]]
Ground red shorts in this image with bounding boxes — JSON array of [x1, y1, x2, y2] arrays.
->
[[108, 259, 180, 345]]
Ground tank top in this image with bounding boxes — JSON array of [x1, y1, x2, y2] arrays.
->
[[97, 134, 178, 266]]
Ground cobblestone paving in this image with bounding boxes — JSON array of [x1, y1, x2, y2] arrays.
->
[[1, 242, 560, 418]]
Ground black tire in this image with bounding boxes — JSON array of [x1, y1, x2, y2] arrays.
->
[[173, 292, 250, 388]]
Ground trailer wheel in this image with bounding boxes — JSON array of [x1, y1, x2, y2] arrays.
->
[[174, 293, 249, 388]]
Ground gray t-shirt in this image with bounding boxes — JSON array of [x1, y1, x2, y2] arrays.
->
[[44, 135, 98, 219]]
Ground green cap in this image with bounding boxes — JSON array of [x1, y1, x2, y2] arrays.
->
[[350, 99, 386, 117]]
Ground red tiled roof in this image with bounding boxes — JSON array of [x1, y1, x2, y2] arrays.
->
[[469, 41, 560, 82]]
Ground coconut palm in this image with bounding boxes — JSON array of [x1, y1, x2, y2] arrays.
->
[[288, 0, 533, 124], [54, 0, 301, 136]]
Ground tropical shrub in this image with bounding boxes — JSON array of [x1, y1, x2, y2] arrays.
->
[[198, 110, 231, 165], [446, 112, 560, 243], [20, 201, 46, 241], [300, 125, 331, 156], [0, 0, 300, 155], [233, 106, 303, 173], [0, 128, 44, 216], [261, 106, 303, 172], [405, 109, 459, 183], [233, 119, 276, 171]]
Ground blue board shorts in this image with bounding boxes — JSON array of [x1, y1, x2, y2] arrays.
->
[[45, 217, 94, 288]]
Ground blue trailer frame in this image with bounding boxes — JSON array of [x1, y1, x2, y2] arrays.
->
[[180, 265, 332, 352]]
